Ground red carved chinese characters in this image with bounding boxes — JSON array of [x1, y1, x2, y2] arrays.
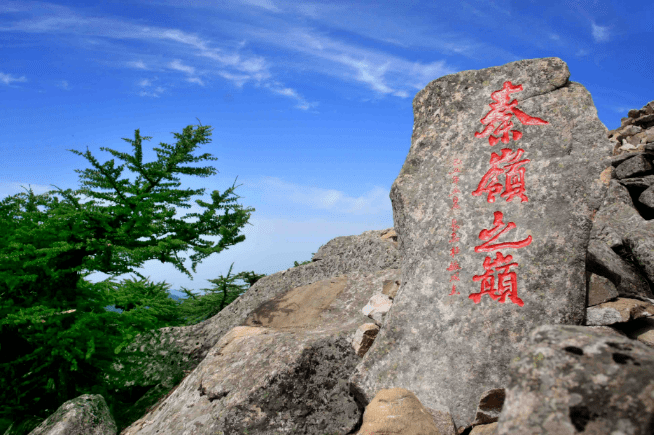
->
[[467, 81, 548, 306], [475, 81, 548, 146], [472, 148, 530, 203], [448, 158, 463, 295], [471, 251, 524, 306], [474, 211, 532, 253]]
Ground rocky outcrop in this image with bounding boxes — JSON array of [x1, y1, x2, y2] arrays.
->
[[351, 56, 611, 429], [29, 63, 654, 435], [27, 395, 116, 435], [497, 325, 654, 434]]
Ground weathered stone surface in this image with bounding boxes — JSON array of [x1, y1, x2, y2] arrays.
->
[[362, 293, 393, 324], [587, 273, 619, 306], [618, 174, 654, 189], [107, 229, 400, 390], [586, 239, 652, 300], [470, 422, 498, 435], [497, 325, 654, 435], [27, 394, 116, 435], [586, 297, 654, 325], [122, 327, 361, 435], [355, 388, 456, 435], [352, 323, 380, 357], [472, 388, 505, 426], [352, 58, 610, 428], [382, 278, 401, 299], [615, 154, 653, 179], [624, 223, 654, 284], [639, 185, 654, 209]]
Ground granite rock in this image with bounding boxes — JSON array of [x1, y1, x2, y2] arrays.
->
[[497, 324, 654, 435], [27, 395, 116, 435], [350, 57, 610, 428]]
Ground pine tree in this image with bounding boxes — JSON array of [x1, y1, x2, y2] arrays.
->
[[0, 119, 264, 434]]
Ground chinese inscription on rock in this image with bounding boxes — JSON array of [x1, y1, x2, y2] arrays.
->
[[466, 81, 548, 306]]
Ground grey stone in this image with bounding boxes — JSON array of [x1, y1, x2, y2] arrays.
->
[[624, 223, 654, 284], [382, 279, 401, 299], [585, 306, 624, 325], [350, 57, 610, 428], [618, 174, 654, 189], [628, 108, 641, 118], [108, 228, 401, 391], [497, 324, 654, 435], [586, 239, 652, 300], [634, 113, 654, 127], [27, 394, 116, 435], [614, 154, 653, 179], [621, 116, 635, 127], [638, 185, 654, 209], [587, 273, 619, 306], [361, 293, 393, 324], [610, 151, 654, 167], [122, 327, 361, 435], [590, 185, 645, 251]]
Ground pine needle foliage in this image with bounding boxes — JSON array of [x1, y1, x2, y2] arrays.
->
[[0, 119, 269, 434]]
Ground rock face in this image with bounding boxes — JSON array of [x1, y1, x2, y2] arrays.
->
[[27, 394, 116, 435], [115, 228, 403, 434], [350, 57, 610, 428], [497, 325, 654, 435]]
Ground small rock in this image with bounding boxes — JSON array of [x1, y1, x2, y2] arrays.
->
[[614, 154, 653, 179], [586, 240, 651, 300], [361, 293, 393, 324], [622, 317, 654, 347], [628, 109, 641, 119], [470, 422, 498, 435], [382, 279, 401, 299], [587, 273, 619, 307], [352, 323, 380, 357], [624, 224, 654, 284], [356, 388, 456, 435], [586, 297, 654, 326], [638, 185, 654, 210], [621, 117, 635, 127], [634, 113, 654, 127]]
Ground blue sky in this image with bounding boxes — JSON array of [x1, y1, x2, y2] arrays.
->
[[1, 0, 652, 298]]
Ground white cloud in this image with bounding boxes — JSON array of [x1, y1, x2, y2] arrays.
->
[[0, 71, 27, 86], [138, 86, 166, 97], [591, 22, 610, 42], [252, 176, 391, 215], [549, 34, 560, 41], [239, 0, 281, 13], [168, 59, 196, 75], [57, 80, 70, 90], [128, 60, 148, 69]]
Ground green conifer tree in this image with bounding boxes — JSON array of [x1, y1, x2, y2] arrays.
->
[[0, 119, 263, 434]]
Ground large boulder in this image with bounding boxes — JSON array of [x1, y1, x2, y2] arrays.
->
[[116, 229, 402, 434], [106, 228, 400, 390], [350, 57, 611, 428], [497, 325, 654, 434], [27, 394, 116, 435]]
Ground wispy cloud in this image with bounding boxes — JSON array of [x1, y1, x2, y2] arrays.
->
[[0, 71, 27, 86], [239, 0, 281, 13], [251, 176, 391, 215], [591, 22, 610, 42], [56, 80, 70, 90]]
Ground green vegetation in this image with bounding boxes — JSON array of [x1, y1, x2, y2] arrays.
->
[[0, 119, 314, 434]]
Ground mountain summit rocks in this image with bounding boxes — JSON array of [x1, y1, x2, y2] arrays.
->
[[350, 57, 611, 428], [25, 58, 654, 435]]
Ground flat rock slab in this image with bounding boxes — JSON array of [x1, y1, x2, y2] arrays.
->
[[497, 325, 654, 435], [351, 57, 610, 428]]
